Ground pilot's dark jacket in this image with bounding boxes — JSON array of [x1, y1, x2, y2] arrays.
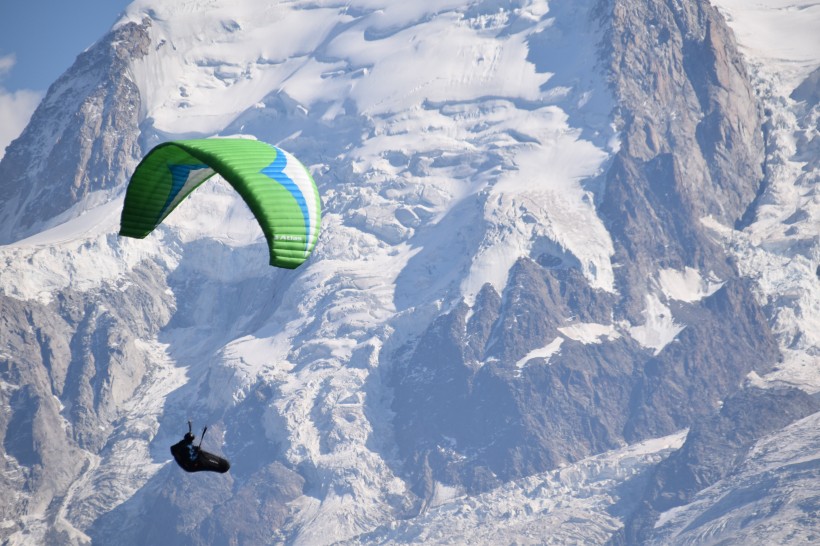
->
[[170, 433, 230, 473]]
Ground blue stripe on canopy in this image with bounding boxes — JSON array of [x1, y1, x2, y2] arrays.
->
[[260, 149, 310, 253]]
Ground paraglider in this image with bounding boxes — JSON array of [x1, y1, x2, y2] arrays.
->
[[170, 421, 231, 474], [119, 138, 321, 269], [121, 138, 322, 475]]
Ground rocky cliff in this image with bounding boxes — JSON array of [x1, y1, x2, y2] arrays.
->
[[0, 20, 150, 244]]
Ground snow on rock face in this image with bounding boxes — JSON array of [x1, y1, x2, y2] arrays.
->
[[0, 20, 149, 244], [0, 199, 174, 305], [512, 320, 622, 368], [558, 321, 620, 344], [709, 0, 820, 393], [639, 389, 820, 546], [657, 267, 724, 303], [627, 294, 683, 355], [124, 1, 345, 136], [120, 0, 616, 302], [515, 336, 563, 368]]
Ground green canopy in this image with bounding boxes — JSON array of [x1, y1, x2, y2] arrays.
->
[[119, 138, 321, 269]]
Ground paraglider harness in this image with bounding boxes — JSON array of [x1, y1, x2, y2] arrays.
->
[[170, 421, 231, 473]]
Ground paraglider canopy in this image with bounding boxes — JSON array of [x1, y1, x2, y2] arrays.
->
[[119, 138, 321, 269]]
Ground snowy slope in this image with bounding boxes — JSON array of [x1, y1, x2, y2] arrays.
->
[[711, 0, 820, 93], [121, 0, 617, 299]]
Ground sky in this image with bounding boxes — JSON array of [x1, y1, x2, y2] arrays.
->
[[0, 0, 131, 159]]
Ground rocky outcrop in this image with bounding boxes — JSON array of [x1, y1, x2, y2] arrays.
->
[[615, 386, 820, 545], [0, 20, 150, 243], [388, 0, 775, 509], [601, 0, 764, 313], [0, 261, 173, 542], [390, 268, 777, 505], [89, 457, 304, 545]]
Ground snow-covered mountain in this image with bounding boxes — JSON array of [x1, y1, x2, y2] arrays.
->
[[0, 0, 817, 544]]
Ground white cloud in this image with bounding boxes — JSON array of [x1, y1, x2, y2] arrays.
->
[[0, 53, 15, 76], [0, 53, 43, 161]]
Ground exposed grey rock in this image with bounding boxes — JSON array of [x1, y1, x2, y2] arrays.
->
[[90, 459, 303, 546], [0, 260, 174, 543], [600, 0, 764, 313], [390, 267, 777, 507], [87, 384, 306, 546], [387, 0, 775, 511], [647, 410, 820, 545], [623, 278, 780, 441], [0, 20, 150, 244], [614, 386, 820, 545], [791, 66, 820, 107]]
